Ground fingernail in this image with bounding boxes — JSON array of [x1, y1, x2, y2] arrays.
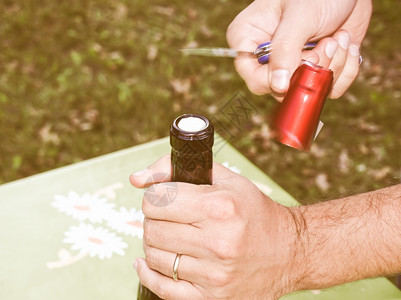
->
[[325, 41, 338, 59], [133, 168, 148, 177], [133, 259, 138, 271], [303, 54, 319, 65], [338, 33, 350, 50], [271, 69, 290, 92], [349, 44, 360, 57]]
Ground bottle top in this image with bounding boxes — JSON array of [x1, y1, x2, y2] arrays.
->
[[170, 114, 214, 151], [177, 116, 207, 132]]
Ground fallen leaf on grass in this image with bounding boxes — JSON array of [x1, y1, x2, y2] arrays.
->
[[69, 108, 99, 131], [153, 5, 175, 17], [147, 44, 158, 61], [338, 149, 351, 174], [39, 124, 60, 145], [182, 41, 199, 49], [200, 24, 213, 38], [170, 78, 191, 95], [368, 166, 391, 180], [186, 7, 197, 19], [310, 144, 326, 158], [113, 3, 127, 20], [315, 173, 330, 192], [356, 119, 381, 133]]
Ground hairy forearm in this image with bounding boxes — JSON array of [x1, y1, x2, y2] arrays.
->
[[290, 184, 401, 291]]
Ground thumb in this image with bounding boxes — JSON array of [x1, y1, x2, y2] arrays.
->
[[130, 154, 172, 188], [268, 7, 314, 94]]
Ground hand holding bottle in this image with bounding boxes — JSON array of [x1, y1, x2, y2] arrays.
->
[[132, 155, 401, 299], [130, 155, 303, 299]]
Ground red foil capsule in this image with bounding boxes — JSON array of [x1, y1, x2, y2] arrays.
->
[[272, 61, 333, 151]]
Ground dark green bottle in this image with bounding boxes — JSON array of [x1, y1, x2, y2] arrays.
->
[[137, 114, 214, 299]]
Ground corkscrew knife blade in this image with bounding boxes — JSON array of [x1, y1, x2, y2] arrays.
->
[[179, 47, 253, 58], [180, 42, 317, 65]]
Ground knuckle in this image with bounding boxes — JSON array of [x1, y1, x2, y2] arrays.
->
[[204, 269, 235, 298], [151, 282, 167, 300], [142, 219, 156, 246], [330, 62, 344, 79], [211, 270, 232, 288], [213, 236, 240, 260], [203, 193, 236, 221], [144, 247, 158, 270], [212, 223, 245, 261], [211, 289, 230, 299], [142, 192, 152, 214], [271, 35, 303, 60], [246, 79, 269, 96], [343, 65, 359, 82], [273, 38, 293, 54]]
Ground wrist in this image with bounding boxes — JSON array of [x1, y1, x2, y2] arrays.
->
[[284, 204, 345, 293], [286, 203, 347, 292], [267, 204, 310, 297], [283, 206, 310, 293]]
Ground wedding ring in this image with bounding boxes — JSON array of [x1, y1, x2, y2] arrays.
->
[[172, 254, 182, 282]]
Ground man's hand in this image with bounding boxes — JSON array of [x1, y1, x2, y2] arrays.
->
[[131, 156, 401, 299], [227, 0, 372, 100], [130, 155, 304, 299]]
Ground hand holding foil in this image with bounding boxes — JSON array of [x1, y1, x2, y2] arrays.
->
[[226, 0, 372, 101]]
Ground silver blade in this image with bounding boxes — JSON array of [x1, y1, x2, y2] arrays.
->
[[180, 47, 253, 58]]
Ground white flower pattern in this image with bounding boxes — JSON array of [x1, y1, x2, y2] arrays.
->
[[106, 207, 144, 238], [63, 223, 128, 259], [52, 191, 115, 223], [49, 185, 146, 267]]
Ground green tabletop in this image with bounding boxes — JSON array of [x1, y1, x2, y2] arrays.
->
[[1, 137, 400, 300]]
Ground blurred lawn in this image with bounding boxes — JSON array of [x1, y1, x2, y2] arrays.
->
[[0, 0, 400, 204]]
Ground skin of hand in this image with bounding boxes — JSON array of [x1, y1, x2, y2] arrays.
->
[[226, 0, 372, 100], [130, 154, 304, 299], [131, 155, 401, 299]]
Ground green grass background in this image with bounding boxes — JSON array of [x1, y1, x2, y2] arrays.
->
[[0, 0, 400, 204]]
